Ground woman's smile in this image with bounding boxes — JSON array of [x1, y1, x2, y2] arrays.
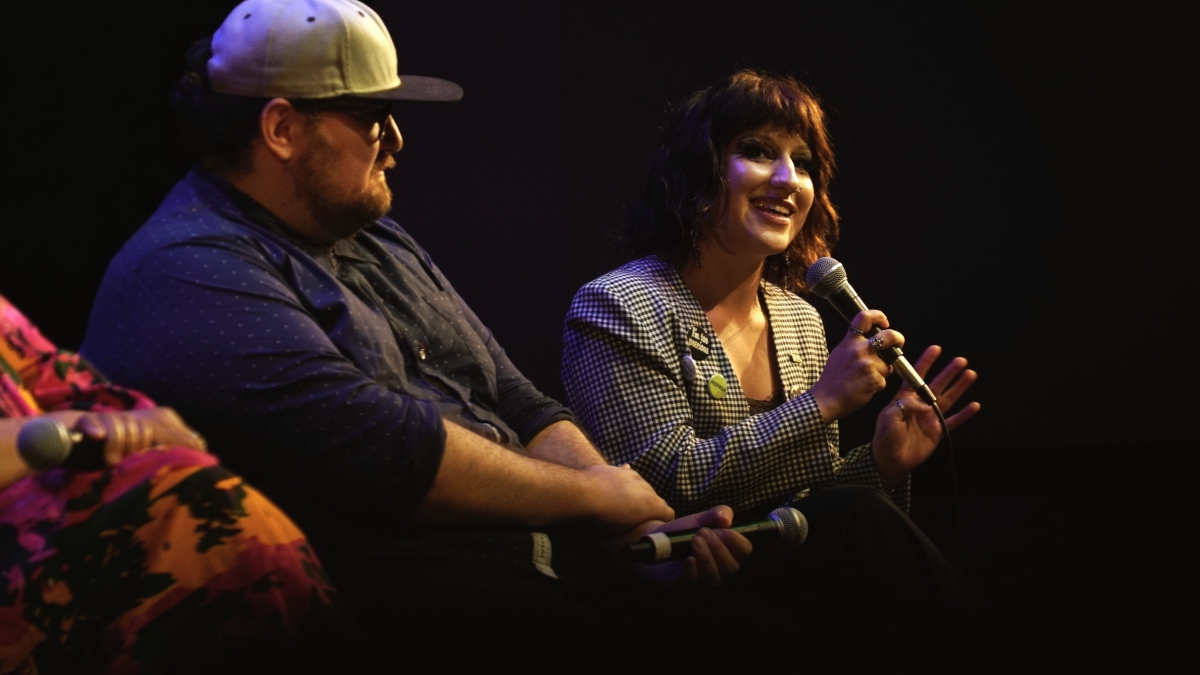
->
[[750, 196, 796, 224]]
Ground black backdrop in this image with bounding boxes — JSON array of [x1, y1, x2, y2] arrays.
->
[[3, 0, 1193, 660]]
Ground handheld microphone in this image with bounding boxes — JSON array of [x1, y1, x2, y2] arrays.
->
[[621, 507, 808, 564], [16, 417, 104, 471], [805, 257, 938, 406]]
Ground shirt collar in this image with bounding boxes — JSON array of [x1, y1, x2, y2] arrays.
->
[[189, 166, 379, 267]]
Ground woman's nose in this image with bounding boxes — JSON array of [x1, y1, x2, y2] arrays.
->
[[770, 158, 802, 193]]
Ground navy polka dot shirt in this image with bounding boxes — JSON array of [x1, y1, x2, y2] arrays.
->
[[82, 168, 574, 545]]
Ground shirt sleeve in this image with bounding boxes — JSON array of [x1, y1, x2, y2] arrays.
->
[[562, 277, 908, 515], [82, 237, 446, 529]]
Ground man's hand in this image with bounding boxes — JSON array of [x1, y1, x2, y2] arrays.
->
[[525, 421, 608, 469], [581, 463, 675, 533], [603, 505, 753, 586]]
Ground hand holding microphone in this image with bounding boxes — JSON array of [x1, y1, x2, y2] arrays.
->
[[621, 507, 808, 564], [806, 257, 938, 407], [606, 505, 755, 586], [17, 408, 208, 471], [811, 307, 906, 422], [805, 257, 981, 488]]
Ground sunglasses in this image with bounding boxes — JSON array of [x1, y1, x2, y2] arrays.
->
[[292, 98, 395, 144]]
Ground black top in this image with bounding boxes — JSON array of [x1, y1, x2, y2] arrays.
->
[[746, 392, 785, 417]]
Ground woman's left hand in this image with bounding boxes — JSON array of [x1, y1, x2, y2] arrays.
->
[[871, 346, 980, 490], [604, 505, 753, 586]]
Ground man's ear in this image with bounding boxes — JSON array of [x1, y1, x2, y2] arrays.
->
[[259, 98, 308, 162]]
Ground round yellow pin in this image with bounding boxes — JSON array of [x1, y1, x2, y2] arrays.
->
[[707, 373, 728, 399]]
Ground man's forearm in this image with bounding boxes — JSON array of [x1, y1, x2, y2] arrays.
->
[[413, 421, 601, 526], [412, 420, 670, 530], [524, 420, 608, 469]]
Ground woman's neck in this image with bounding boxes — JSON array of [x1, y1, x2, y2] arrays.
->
[[679, 242, 765, 331]]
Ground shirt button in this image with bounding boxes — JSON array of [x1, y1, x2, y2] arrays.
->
[[417, 343, 428, 360], [482, 422, 503, 444]]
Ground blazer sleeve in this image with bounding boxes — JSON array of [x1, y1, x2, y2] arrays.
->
[[563, 275, 909, 515]]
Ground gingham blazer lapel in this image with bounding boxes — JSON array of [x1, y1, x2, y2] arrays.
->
[[762, 281, 827, 403], [657, 263, 749, 438]]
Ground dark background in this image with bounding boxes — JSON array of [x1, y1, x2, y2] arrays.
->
[[3, 0, 1193, 661]]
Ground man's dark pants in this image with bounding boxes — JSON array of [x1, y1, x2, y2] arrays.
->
[[324, 485, 988, 667]]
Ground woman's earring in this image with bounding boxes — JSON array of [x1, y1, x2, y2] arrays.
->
[[691, 231, 702, 267]]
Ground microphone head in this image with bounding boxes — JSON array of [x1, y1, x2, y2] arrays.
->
[[17, 417, 74, 471], [805, 257, 847, 299], [768, 507, 810, 550]]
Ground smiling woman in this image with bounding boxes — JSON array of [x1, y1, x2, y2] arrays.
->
[[561, 68, 984, 644], [562, 67, 981, 518]]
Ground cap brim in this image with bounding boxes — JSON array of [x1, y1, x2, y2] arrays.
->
[[364, 75, 463, 102]]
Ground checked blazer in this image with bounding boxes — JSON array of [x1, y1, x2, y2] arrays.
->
[[563, 256, 910, 516]]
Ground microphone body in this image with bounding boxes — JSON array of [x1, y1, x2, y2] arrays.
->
[[806, 258, 937, 406], [16, 417, 105, 471], [621, 507, 809, 564]]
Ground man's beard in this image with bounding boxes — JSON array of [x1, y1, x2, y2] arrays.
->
[[295, 131, 393, 242]]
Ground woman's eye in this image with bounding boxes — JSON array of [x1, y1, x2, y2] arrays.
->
[[738, 142, 772, 160], [793, 157, 812, 171]]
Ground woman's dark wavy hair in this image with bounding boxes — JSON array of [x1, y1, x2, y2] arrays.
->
[[170, 37, 270, 174], [622, 69, 839, 293]]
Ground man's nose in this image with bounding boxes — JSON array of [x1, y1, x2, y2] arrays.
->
[[381, 116, 403, 153]]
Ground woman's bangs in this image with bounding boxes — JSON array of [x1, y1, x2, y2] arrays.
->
[[725, 80, 820, 154]]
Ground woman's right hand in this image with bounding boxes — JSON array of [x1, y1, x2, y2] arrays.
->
[[810, 309, 904, 422], [56, 407, 208, 467]]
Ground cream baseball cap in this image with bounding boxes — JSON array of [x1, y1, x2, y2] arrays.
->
[[208, 0, 462, 102]]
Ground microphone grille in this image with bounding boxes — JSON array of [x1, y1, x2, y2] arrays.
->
[[805, 257, 846, 299], [17, 417, 74, 471], [769, 507, 810, 550]]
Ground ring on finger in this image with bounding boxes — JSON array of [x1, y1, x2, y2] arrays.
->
[[847, 326, 866, 338], [869, 336, 886, 350], [895, 399, 907, 417], [110, 416, 127, 452]]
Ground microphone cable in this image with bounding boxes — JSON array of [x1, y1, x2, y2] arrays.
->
[[931, 402, 963, 570], [805, 256, 967, 571]]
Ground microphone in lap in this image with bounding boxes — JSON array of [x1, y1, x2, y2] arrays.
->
[[805, 257, 938, 406], [621, 507, 809, 564], [17, 417, 104, 471]]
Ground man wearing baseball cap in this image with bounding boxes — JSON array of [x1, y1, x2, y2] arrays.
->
[[83, 0, 750, 656]]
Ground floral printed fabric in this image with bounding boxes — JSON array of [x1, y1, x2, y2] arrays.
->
[[0, 295, 151, 417], [0, 295, 353, 673]]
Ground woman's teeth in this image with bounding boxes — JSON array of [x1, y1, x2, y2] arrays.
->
[[754, 201, 790, 216]]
